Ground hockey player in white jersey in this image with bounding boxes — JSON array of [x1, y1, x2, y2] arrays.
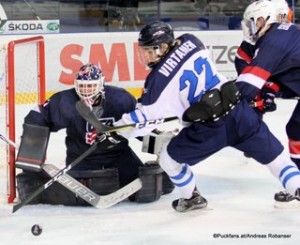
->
[[114, 21, 300, 212]]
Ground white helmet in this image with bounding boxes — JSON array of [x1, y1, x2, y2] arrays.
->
[[243, 0, 277, 43], [269, 0, 289, 20]]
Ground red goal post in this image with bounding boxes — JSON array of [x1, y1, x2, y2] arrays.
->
[[0, 36, 46, 203]]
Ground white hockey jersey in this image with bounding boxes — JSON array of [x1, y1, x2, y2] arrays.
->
[[115, 33, 228, 137]]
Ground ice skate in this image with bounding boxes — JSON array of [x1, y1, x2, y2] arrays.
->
[[274, 189, 300, 209], [172, 188, 208, 212]]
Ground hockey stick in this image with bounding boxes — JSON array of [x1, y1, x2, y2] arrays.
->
[[1, 133, 96, 210], [0, 133, 99, 205], [12, 142, 95, 212], [12, 142, 142, 212], [43, 164, 142, 209], [75, 99, 178, 133], [0, 133, 142, 209], [0, 133, 15, 146]]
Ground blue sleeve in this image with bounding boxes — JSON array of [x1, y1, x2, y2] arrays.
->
[[24, 90, 76, 132], [236, 82, 260, 103], [235, 41, 255, 75], [103, 86, 137, 121]]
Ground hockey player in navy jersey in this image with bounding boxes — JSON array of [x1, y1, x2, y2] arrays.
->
[[235, 0, 291, 156], [235, 0, 300, 207], [16, 63, 172, 206], [113, 21, 300, 212], [235, 0, 292, 77]]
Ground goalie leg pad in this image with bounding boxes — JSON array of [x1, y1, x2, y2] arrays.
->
[[16, 171, 45, 204], [43, 168, 120, 206], [142, 129, 177, 155], [17, 171, 81, 206], [43, 181, 81, 206], [16, 168, 120, 206], [69, 168, 120, 196], [16, 124, 50, 172], [130, 161, 163, 203]]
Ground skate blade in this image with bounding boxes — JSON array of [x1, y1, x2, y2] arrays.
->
[[175, 205, 213, 213]]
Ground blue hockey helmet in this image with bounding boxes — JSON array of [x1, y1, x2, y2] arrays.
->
[[138, 21, 175, 68], [138, 21, 175, 47], [74, 63, 104, 101]]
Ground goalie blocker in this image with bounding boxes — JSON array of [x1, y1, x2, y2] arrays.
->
[[16, 124, 50, 172]]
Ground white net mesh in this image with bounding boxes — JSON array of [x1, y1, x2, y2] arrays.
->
[[0, 37, 44, 203]]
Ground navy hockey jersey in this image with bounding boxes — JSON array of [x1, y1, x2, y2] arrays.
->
[[235, 40, 255, 75], [24, 85, 136, 166], [236, 22, 300, 101]]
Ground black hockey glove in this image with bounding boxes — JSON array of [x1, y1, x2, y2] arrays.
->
[[255, 81, 279, 113], [96, 132, 125, 150], [261, 91, 276, 112]]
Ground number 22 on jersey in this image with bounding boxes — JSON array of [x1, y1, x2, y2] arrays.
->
[[179, 57, 220, 104]]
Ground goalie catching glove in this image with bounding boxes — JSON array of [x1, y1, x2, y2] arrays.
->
[[96, 132, 126, 150]]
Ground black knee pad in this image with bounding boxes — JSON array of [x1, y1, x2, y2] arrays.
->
[[130, 161, 163, 203]]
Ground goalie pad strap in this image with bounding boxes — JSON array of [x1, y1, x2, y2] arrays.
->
[[16, 124, 50, 172]]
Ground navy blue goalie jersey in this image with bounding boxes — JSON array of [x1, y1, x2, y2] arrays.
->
[[24, 85, 137, 166]]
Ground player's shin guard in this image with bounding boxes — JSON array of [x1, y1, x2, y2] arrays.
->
[[160, 144, 196, 199], [266, 152, 300, 195]]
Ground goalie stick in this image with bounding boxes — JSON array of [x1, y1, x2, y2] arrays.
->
[[0, 133, 142, 209], [75, 99, 178, 133], [44, 164, 142, 209], [12, 139, 97, 212], [10, 138, 141, 213]]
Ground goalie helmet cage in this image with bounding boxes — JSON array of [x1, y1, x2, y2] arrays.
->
[[1, 36, 46, 203]]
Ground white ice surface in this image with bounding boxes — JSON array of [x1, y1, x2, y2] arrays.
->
[[0, 99, 299, 245]]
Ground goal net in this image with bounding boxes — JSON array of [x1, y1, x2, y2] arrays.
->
[[0, 36, 46, 203]]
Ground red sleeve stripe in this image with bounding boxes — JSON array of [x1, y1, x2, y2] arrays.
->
[[241, 66, 271, 80], [289, 139, 300, 158], [236, 47, 253, 63]]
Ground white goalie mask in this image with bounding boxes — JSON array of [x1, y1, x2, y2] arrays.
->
[[242, 0, 277, 44], [74, 63, 105, 102]]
